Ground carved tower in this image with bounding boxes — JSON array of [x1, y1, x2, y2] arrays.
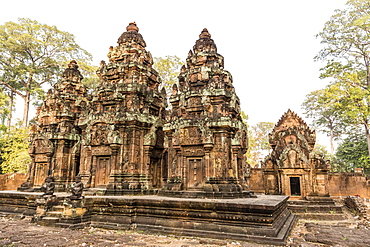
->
[[77, 22, 165, 194], [262, 109, 330, 198], [161, 29, 250, 198], [22, 60, 88, 191]]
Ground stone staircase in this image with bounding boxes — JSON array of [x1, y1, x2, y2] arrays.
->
[[34, 199, 89, 229], [288, 197, 345, 220], [36, 204, 63, 226]]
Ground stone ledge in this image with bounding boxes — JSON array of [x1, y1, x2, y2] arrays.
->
[[0, 192, 295, 245]]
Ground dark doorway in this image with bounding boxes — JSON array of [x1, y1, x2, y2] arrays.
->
[[290, 177, 301, 196], [95, 156, 110, 187]]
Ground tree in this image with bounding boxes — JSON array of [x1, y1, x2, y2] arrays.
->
[[302, 85, 345, 154], [332, 128, 369, 172], [0, 125, 30, 174], [153, 55, 184, 95], [0, 18, 94, 127], [247, 121, 274, 167], [0, 88, 9, 130], [315, 0, 370, 158], [312, 143, 333, 161]]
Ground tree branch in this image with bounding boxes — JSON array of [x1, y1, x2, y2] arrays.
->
[[0, 81, 26, 99]]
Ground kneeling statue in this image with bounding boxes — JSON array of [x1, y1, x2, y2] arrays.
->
[[69, 175, 84, 199]]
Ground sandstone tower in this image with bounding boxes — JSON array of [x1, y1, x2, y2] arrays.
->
[[25, 60, 87, 191], [21, 24, 251, 198], [77, 22, 165, 194], [262, 109, 330, 197], [161, 28, 250, 197]]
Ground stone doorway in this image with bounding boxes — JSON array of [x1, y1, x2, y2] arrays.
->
[[150, 159, 162, 188], [34, 163, 48, 186], [187, 158, 203, 188], [95, 156, 110, 187], [290, 177, 301, 196]]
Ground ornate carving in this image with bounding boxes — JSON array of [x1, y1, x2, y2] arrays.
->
[[22, 24, 250, 198], [262, 109, 330, 197]]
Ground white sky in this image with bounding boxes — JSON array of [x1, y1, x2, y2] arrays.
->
[[0, 0, 348, 148]]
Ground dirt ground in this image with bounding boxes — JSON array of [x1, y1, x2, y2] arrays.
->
[[0, 211, 369, 247]]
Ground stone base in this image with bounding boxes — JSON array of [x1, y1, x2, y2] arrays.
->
[[0, 191, 295, 245], [159, 189, 256, 198]]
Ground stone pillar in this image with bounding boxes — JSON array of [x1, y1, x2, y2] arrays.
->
[[106, 144, 121, 194], [204, 144, 213, 180]]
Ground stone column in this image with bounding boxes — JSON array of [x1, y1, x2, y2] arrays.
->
[[204, 144, 213, 180]]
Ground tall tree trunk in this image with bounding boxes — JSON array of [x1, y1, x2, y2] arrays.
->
[[364, 124, 370, 166], [22, 91, 30, 127], [329, 128, 335, 155], [6, 92, 13, 129]]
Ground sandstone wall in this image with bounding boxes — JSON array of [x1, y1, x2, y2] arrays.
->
[[327, 173, 370, 198], [0, 173, 27, 190], [250, 169, 370, 198], [249, 168, 265, 194]]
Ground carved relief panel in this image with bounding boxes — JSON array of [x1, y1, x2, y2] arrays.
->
[[95, 156, 110, 187], [187, 158, 203, 188]]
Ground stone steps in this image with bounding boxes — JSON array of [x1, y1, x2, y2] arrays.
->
[[51, 205, 65, 212], [38, 216, 60, 226], [288, 197, 345, 220], [292, 212, 346, 220], [46, 211, 63, 217], [288, 204, 343, 213]]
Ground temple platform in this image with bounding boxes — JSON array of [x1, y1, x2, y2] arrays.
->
[[0, 191, 295, 245]]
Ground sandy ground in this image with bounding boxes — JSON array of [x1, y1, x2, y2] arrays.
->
[[0, 209, 369, 247]]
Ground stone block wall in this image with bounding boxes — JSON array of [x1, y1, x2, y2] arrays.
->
[[327, 173, 370, 198], [249, 168, 264, 194], [0, 173, 27, 190], [250, 170, 370, 198]]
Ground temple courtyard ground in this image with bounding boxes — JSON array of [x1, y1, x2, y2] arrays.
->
[[0, 207, 369, 247]]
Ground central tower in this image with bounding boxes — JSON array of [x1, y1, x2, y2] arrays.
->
[[78, 22, 166, 194], [161, 29, 250, 198]]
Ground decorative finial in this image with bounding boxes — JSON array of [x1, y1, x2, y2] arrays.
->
[[68, 60, 78, 69], [126, 22, 139, 32], [199, 28, 211, 39]]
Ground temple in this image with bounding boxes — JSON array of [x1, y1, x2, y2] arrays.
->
[[161, 28, 249, 197], [21, 23, 250, 198], [262, 109, 330, 198], [11, 23, 297, 245]]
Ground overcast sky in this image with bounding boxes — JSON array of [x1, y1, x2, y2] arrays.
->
[[0, 0, 348, 147]]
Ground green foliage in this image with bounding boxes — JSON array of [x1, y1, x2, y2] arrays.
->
[[0, 126, 30, 174], [247, 121, 274, 167], [302, 85, 346, 154], [312, 143, 333, 161], [332, 129, 369, 172], [0, 18, 94, 126], [0, 88, 9, 127], [153, 55, 184, 95], [312, 0, 370, 157]]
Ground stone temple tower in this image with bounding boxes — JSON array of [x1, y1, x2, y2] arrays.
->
[[77, 22, 166, 194], [161, 28, 250, 198], [262, 109, 330, 198], [22, 60, 88, 191], [20, 24, 251, 198]]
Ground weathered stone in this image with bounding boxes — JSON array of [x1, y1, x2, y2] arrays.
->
[[262, 109, 330, 198], [7, 24, 298, 245], [21, 24, 250, 198], [161, 28, 249, 198], [20, 60, 88, 192]]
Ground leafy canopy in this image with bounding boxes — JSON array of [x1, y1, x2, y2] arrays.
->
[[0, 125, 30, 174], [0, 18, 96, 126], [153, 55, 184, 95], [310, 0, 370, 159], [332, 128, 369, 172], [247, 121, 274, 167]]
